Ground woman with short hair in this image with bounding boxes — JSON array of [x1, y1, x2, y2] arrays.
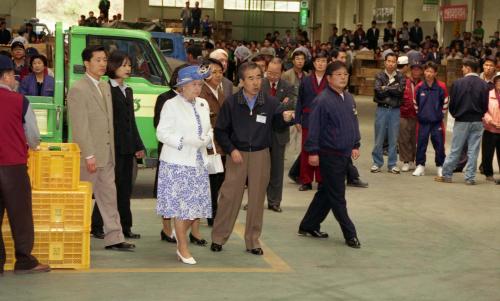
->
[[19, 54, 54, 96]]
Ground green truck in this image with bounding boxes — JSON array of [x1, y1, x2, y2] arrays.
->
[[31, 22, 173, 166]]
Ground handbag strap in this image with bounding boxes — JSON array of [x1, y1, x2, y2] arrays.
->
[[211, 135, 218, 155]]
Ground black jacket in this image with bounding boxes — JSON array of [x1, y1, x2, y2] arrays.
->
[[110, 82, 145, 155], [449, 74, 489, 122], [366, 27, 380, 49], [409, 26, 423, 45], [215, 89, 293, 154], [305, 87, 361, 157], [373, 70, 406, 108]]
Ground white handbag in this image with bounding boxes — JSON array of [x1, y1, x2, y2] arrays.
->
[[207, 136, 224, 174]]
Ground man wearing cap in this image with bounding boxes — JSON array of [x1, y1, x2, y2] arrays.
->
[[211, 62, 294, 255], [399, 61, 422, 172], [261, 58, 296, 213], [406, 43, 424, 65], [0, 55, 50, 275], [10, 41, 28, 82], [67, 46, 135, 250]]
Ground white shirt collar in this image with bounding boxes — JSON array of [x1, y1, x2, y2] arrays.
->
[[465, 73, 479, 77], [109, 78, 128, 96], [204, 81, 219, 100], [270, 80, 279, 87], [86, 73, 101, 86]]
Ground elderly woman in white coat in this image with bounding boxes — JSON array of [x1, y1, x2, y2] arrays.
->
[[156, 65, 212, 265]]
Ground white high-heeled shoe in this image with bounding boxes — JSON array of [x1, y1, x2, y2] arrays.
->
[[176, 250, 196, 265]]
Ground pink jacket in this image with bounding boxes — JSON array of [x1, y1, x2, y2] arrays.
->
[[483, 89, 500, 134]]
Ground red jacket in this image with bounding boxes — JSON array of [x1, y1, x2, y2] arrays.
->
[[400, 77, 420, 118]]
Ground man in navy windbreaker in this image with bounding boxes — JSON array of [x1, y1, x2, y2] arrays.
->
[[412, 61, 449, 177]]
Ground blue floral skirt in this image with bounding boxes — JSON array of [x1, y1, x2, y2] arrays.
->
[[156, 154, 212, 220]]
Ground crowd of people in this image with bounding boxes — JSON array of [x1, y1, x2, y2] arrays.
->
[[1, 14, 500, 274]]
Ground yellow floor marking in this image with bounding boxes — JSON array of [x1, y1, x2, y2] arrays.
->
[[50, 222, 293, 274]]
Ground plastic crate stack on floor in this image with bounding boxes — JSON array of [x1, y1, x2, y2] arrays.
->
[[2, 143, 92, 270]]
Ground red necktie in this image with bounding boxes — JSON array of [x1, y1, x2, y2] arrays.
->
[[271, 82, 277, 96]]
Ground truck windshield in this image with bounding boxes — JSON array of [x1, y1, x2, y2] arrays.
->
[[151, 38, 172, 78], [88, 35, 168, 86]]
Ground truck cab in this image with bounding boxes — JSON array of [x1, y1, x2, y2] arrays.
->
[[151, 32, 187, 61], [31, 22, 172, 167]]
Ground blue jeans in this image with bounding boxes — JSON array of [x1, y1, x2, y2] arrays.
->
[[372, 107, 400, 169], [442, 121, 484, 181]]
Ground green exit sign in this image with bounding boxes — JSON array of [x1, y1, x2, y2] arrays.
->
[[300, 8, 308, 27]]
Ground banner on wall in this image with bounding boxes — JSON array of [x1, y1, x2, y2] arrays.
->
[[441, 5, 468, 22], [373, 7, 394, 24], [423, 0, 439, 4]]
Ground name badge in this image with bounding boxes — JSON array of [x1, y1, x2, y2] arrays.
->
[[256, 114, 267, 124]]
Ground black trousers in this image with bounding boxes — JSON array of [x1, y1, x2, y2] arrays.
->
[[299, 154, 357, 240], [289, 155, 360, 183], [481, 130, 500, 177], [0, 165, 39, 271], [208, 156, 226, 225], [92, 154, 134, 233]]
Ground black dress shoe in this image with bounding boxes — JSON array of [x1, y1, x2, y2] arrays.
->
[[91, 230, 105, 239], [268, 204, 282, 212], [297, 228, 329, 238], [299, 183, 312, 191], [123, 231, 141, 239], [246, 248, 264, 255], [210, 242, 223, 252], [345, 237, 361, 249], [207, 218, 214, 227], [347, 178, 369, 188], [105, 242, 136, 251], [189, 233, 207, 246], [160, 230, 176, 243]]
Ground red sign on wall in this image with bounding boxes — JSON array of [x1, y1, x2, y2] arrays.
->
[[441, 5, 468, 22]]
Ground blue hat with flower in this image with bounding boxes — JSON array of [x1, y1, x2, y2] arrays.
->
[[175, 65, 211, 87]]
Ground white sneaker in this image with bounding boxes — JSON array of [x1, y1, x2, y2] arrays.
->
[[412, 165, 425, 176], [401, 163, 410, 172], [436, 167, 443, 177], [389, 166, 401, 174], [370, 164, 381, 173]]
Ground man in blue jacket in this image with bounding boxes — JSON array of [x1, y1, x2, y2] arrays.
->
[[298, 61, 361, 249], [435, 58, 489, 185]]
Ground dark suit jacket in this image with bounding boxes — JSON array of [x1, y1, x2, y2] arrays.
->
[[426, 52, 441, 64], [109, 82, 145, 156], [366, 27, 380, 49], [262, 78, 297, 145]]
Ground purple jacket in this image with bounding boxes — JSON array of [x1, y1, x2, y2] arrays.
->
[[19, 73, 55, 97]]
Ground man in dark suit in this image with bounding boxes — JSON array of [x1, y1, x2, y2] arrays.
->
[[262, 58, 297, 212], [409, 18, 423, 46], [366, 21, 380, 50]]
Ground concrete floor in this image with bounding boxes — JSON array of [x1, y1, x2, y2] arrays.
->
[[1, 96, 499, 301]]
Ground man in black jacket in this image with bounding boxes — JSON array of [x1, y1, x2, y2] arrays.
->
[[366, 20, 379, 50], [298, 61, 361, 249], [371, 53, 406, 174], [436, 58, 489, 185], [409, 18, 423, 46], [211, 62, 294, 255]]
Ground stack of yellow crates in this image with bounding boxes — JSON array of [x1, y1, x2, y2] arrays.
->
[[2, 143, 92, 270]]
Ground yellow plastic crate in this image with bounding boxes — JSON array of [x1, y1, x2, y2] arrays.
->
[[2, 229, 90, 270], [2, 182, 92, 231], [29, 142, 81, 190]]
